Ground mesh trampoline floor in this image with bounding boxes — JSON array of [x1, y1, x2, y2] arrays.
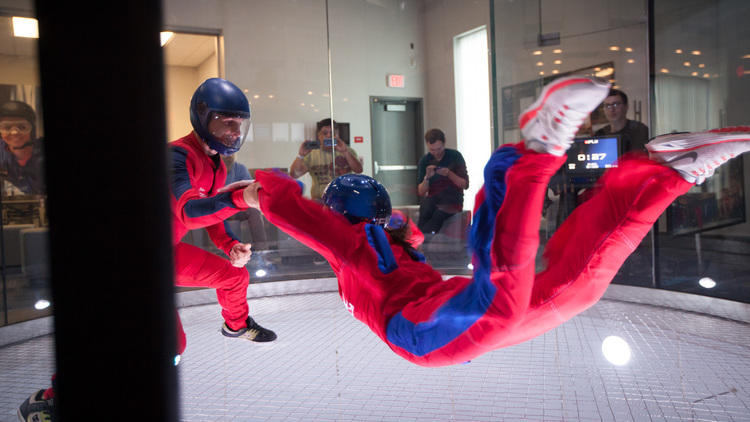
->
[[2, 291, 750, 421]]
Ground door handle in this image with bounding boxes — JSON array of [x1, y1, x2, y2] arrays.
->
[[374, 161, 379, 175], [377, 165, 417, 171]]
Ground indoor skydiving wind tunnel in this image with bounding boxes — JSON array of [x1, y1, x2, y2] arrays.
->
[[2, 0, 750, 421]]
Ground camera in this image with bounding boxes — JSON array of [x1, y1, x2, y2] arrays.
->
[[304, 139, 320, 150], [323, 137, 337, 147]]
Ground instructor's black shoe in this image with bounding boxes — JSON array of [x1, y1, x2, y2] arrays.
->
[[17, 389, 54, 422], [221, 316, 277, 342]]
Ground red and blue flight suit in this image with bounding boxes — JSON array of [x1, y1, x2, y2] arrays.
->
[[170, 132, 252, 354], [254, 142, 691, 367]]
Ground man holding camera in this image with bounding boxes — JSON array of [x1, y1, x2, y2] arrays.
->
[[290, 118, 363, 200]]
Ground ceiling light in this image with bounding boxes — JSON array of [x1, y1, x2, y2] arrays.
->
[[595, 68, 614, 77], [698, 63, 705, 68], [533, 50, 542, 55], [307, 91, 313, 95], [609, 46, 620, 51], [12, 17, 38, 38], [691, 71, 698, 76], [594, 67, 601, 71], [268, 94, 275, 99], [300, 102, 305, 106], [625, 47, 633, 52], [467, 263, 474, 270], [553, 49, 562, 54], [255, 269, 267, 277], [602, 336, 631, 366], [554, 59, 562, 65], [703, 73, 710, 78], [627, 59, 635, 64], [691, 50, 701, 55], [698, 277, 716, 288], [539, 71, 545, 75], [660, 68, 670, 73], [552, 69, 559, 74], [743, 54, 750, 59], [675, 49, 683, 54], [683, 61, 691, 67], [160, 31, 174, 47], [536, 61, 544, 66], [253, 94, 260, 99]]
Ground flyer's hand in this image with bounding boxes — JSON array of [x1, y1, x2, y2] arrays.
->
[[229, 243, 252, 267], [217, 179, 254, 194]]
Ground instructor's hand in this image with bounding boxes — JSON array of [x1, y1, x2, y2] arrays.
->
[[229, 243, 252, 268], [242, 182, 261, 209]]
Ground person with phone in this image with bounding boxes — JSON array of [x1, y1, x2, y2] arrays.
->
[[416, 128, 469, 236], [290, 118, 363, 200]]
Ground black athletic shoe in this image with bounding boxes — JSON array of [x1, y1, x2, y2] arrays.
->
[[17, 389, 54, 422], [221, 316, 277, 342]]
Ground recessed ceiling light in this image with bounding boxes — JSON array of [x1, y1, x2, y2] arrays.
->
[[533, 50, 543, 55], [683, 61, 691, 67], [698, 63, 705, 68], [625, 47, 633, 52], [12, 17, 38, 38], [609, 46, 620, 51], [268, 94, 275, 99], [552, 69, 559, 74], [307, 91, 314, 95], [675, 49, 683, 54], [554, 59, 562, 65], [536, 61, 544, 66], [595, 68, 614, 77], [661, 68, 670, 73], [553, 49, 562, 54], [703, 73, 710, 78], [253, 94, 260, 99], [34, 299, 50, 310], [539, 71, 545, 75], [692, 50, 702, 55], [160, 31, 174, 47], [627, 59, 635, 64], [691, 71, 698, 76]]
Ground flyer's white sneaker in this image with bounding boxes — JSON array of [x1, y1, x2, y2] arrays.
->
[[521, 76, 611, 156], [646, 127, 750, 184]]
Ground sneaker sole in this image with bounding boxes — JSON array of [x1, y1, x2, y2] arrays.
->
[[647, 130, 750, 153], [518, 76, 606, 130]]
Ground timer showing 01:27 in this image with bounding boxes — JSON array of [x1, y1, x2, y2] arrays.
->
[[577, 153, 607, 162]]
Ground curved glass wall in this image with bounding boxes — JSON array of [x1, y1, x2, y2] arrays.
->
[[0, 0, 747, 319]]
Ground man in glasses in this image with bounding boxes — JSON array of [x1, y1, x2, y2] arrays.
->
[[0, 101, 45, 195], [595, 88, 649, 154]]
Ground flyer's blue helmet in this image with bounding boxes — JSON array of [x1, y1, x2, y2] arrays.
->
[[322, 174, 392, 227], [189, 78, 251, 155]]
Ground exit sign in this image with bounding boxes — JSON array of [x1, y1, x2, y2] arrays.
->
[[387, 74, 405, 88]]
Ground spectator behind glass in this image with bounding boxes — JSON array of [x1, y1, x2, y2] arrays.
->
[[416, 128, 469, 235], [0, 101, 45, 195], [289, 118, 363, 200], [595, 88, 649, 154], [221, 152, 251, 183]]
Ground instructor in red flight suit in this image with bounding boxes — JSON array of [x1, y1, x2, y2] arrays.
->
[[170, 78, 276, 354]]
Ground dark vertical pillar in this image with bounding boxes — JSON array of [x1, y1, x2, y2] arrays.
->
[[648, 0, 661, 288], [34, 1, 178, 420]]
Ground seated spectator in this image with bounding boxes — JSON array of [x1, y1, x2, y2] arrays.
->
[[0, 101, 45, 195], [416, 128, 469, 235], [290, 118, 362, 200]]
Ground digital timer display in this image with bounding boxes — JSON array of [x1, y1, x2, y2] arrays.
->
[[565, 136, 619, 173]]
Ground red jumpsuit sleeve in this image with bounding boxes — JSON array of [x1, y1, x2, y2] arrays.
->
[[255, 170, 359, 267], [171, 145, 248, 254]]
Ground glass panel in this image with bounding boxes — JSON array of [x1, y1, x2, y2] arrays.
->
[[0, 12, 51, 326], [163, 1, 336, 285], [492, 0, 653, 281], [654, 0, 750, 302]]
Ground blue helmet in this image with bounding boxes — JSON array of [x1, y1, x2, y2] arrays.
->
[[322, 174, 392, 227], [189, 78, 251, 155]]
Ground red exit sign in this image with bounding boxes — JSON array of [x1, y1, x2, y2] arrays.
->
[[387, 74, 405, 88]]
